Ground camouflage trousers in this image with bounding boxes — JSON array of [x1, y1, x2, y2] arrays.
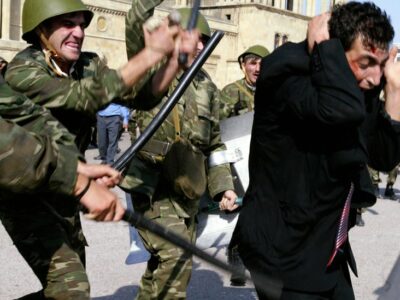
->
[[8, 220, 89, 299], [368, 165, 398, 186], [133, 198, 196, 300]]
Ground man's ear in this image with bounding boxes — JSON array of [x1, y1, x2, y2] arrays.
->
[[240, 61, 246, 73]]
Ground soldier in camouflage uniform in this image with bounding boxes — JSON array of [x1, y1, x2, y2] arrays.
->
[[3, 0, 197, 298], [121, 6, 237, 299], [219, 45, 269, 119], [368, 165, 398, 200], [0, 80, 125, 299]]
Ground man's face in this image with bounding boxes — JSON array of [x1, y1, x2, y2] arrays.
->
[[45, 12, 86, 63], [241, 56, 262, 86], [345, 36, 389, 90], [195, 35, 207, 58]]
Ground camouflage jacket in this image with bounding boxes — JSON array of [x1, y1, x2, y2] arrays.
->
[[124, 0, 164, 96], [5, 46, 156, 151], [0, 82, 80, 195], [219, 78, 255, 119], [126, 0, 163, 60]]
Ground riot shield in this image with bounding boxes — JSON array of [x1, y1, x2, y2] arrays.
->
[[196, 112, 253, 250]]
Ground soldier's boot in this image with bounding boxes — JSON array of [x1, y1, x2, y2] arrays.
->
[[356, 211, 365, 227], [384, 184, 398, 200], [228, 246, 246, 286], [373, 183, 380, 198]]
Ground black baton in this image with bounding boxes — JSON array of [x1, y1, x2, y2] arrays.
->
[[122, 209, 282, 299], [178, 0, 201, 66]]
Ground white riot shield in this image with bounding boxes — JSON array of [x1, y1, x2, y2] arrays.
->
[[125, 113, 253, 257], [219, 112, 253, 194], [196, 112, 253, 250]]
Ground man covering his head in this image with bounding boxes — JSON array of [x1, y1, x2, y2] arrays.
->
[[232, 2, 400, 299]]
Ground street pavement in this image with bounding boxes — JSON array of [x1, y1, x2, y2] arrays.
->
[[1, 132, 400, 299]]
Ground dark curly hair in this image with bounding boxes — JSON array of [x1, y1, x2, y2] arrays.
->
[[329, 1, 394, 51]]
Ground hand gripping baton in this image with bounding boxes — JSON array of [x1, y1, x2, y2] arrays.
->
[[178, 0, 201, 66]]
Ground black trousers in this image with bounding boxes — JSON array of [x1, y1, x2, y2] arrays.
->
[[248, 263, 354, 300]]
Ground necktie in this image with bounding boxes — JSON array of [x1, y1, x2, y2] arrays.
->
[[327, 182, 354, 267]]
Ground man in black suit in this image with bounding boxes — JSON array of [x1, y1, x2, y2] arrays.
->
[[230, 2, 400, 299]]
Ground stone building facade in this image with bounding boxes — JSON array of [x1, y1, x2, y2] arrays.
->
[[0, 0, 344, 88]]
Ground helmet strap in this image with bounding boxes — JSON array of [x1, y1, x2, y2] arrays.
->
[[36, 27, 68, 77]]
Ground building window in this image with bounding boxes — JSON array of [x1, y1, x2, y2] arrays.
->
[[274, 33, 280, 49], [10, 0, 21, 40], [225, 14, 231, 21], [286, 0, 293, 11], [274, 33, 289, 49]]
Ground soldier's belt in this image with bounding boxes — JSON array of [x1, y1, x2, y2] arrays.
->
[[142, 139, 172, 156], [208, 148, 243, 168]]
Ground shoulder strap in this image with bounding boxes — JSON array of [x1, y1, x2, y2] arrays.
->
[[172, 106, 181, 142], [233, 81, 254, 112]]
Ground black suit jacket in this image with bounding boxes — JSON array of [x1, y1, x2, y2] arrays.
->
[[234, 39, 400, 292]]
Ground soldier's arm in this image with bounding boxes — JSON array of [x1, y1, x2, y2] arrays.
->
[[219, 83, 238, 120], [5, 55, 128, 116], [0, 117, 79, 194], [0, 81, 125, 219], [0, 118, 125, 221], [122, 0, 164, 104], [126, 0, 164, 59], [205, 88, 235, 200], [6, 17, 183, 115], [124, 0, 199, 108]]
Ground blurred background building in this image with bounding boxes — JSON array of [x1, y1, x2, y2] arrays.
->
[[0, 0, 345, 88]]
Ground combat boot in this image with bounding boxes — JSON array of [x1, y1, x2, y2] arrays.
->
[[373, 183, 380, 197], [384, 184, 397, 200], [356, 211, 365, 227], [228, 246, 246, 286]]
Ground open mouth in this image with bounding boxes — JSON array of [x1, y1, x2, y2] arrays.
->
[[64, 41, 81, 51]]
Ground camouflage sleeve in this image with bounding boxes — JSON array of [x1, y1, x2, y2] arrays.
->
[[206, 88, 234, 199], [124, 0, 164, 106], [0, 83, 81, 194], [125, 0, 164, 59], [219, 83, 239, 120], [5, 53, 129, 116], [0, 117, 78, 195]]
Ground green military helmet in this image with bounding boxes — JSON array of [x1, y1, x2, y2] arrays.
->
[[22, 0, 94, 43], [176, 8, 211, 39], [238, 45, 269, 65]]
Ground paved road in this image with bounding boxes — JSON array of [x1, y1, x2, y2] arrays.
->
[[1, 133, 400, 299]]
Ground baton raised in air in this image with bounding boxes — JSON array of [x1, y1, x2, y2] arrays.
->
[[112, 29, 224, 171], [178, 0, 201, 66]]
